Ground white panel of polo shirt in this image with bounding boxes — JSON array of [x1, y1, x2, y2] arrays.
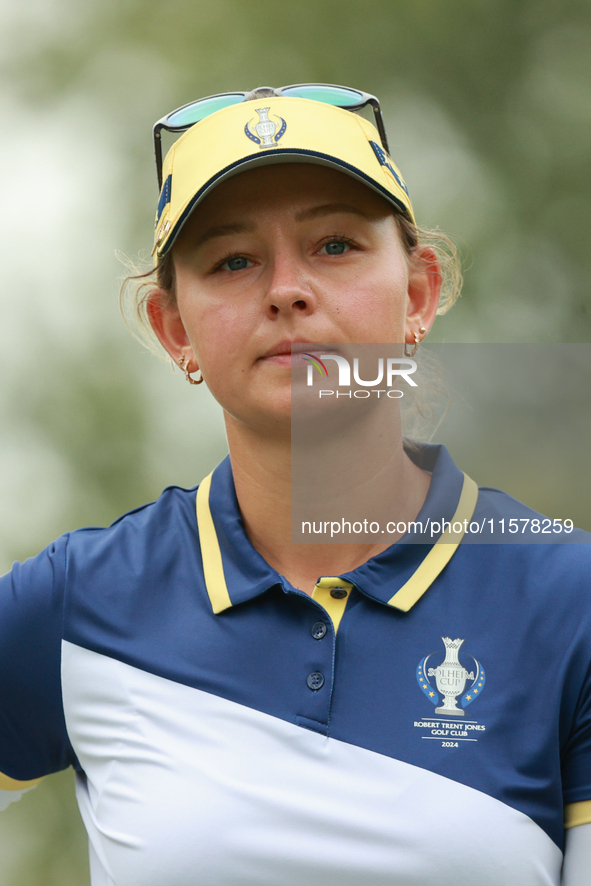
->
[[62, 641, 562, 886]]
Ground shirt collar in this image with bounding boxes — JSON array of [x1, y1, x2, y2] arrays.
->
[[196, 444, 478, 615]]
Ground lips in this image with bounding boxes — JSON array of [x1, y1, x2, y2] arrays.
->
[[261, 340, 340, 360]]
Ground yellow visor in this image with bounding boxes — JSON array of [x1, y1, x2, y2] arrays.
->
[[153, 96, 414, 257]]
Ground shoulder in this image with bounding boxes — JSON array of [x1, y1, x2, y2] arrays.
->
[[1, 483, 202, 645], [470, 481, 591, 547], [64, 483, 199, 567], [451, 482, 591, 624]]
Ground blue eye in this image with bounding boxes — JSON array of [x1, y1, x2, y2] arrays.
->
[[322, 240, 349, 255], [220, 255, 250, 271]]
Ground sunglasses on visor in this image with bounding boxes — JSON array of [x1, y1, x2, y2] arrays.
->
[[152, 83, 390, 190]]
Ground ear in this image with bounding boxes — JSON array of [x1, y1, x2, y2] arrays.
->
[[146, 289, 197, 369], [404, 246, 442, 344]]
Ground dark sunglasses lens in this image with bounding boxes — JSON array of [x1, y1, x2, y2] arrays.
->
[[282, 85, 364, 106], [166, 93, 245, 127]]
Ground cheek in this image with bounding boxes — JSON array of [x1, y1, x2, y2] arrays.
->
[[375, 261, 409, 316], [340, 265, 408, 334], [179, 297, 255, 370]]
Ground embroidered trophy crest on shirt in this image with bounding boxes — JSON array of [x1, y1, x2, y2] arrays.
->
[[417, 637, 486, 716]]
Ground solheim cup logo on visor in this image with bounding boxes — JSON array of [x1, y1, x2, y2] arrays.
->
[[244, 107, 287, 148], [417, 638, 486, 717]]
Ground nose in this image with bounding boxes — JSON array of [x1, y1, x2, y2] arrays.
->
[[265, 249, 316, 318]]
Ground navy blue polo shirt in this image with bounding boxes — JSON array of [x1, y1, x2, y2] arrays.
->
[[1, 444, 590, 886]]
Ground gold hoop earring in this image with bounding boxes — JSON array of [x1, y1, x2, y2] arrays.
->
[[178, 355, 204, 385], [404, 326, 426, 358]]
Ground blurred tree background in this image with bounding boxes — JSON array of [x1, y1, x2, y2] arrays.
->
[[0, 0, 589, 882]]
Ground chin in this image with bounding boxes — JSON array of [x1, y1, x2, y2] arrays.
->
[[223, 395, 292, 436]]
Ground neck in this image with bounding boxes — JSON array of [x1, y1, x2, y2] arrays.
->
[[224, 407, 431, 595]]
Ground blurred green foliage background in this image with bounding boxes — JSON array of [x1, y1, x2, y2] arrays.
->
[[1, 0, 589, 882]]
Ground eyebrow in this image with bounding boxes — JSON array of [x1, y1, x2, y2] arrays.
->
[[193, 223, 255, 249], [191, 203, 369, 249], [294, 203, 370, 222]]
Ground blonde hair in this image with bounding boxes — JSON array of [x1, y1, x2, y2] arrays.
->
[[119, 214, 462, 361]]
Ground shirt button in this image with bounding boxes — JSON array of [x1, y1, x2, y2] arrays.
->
[[311, 621, 327, 640], [330, 587, 348, 599], [307, 672, 325, 690]]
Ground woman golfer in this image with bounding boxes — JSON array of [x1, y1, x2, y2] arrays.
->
[[1, 85, 590, 885]]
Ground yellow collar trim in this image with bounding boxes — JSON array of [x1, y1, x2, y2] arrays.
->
[[197, 469, 478, 616], [196, 472, 232, 614], [386, 473, 479, 612], [311, 578, 354, 634]]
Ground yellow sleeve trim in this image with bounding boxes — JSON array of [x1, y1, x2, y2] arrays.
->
[[387, 473, 479, 612], [196, 472, 233, 614], [0, 772, 43, 791], [565, 800, 591, 828]]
